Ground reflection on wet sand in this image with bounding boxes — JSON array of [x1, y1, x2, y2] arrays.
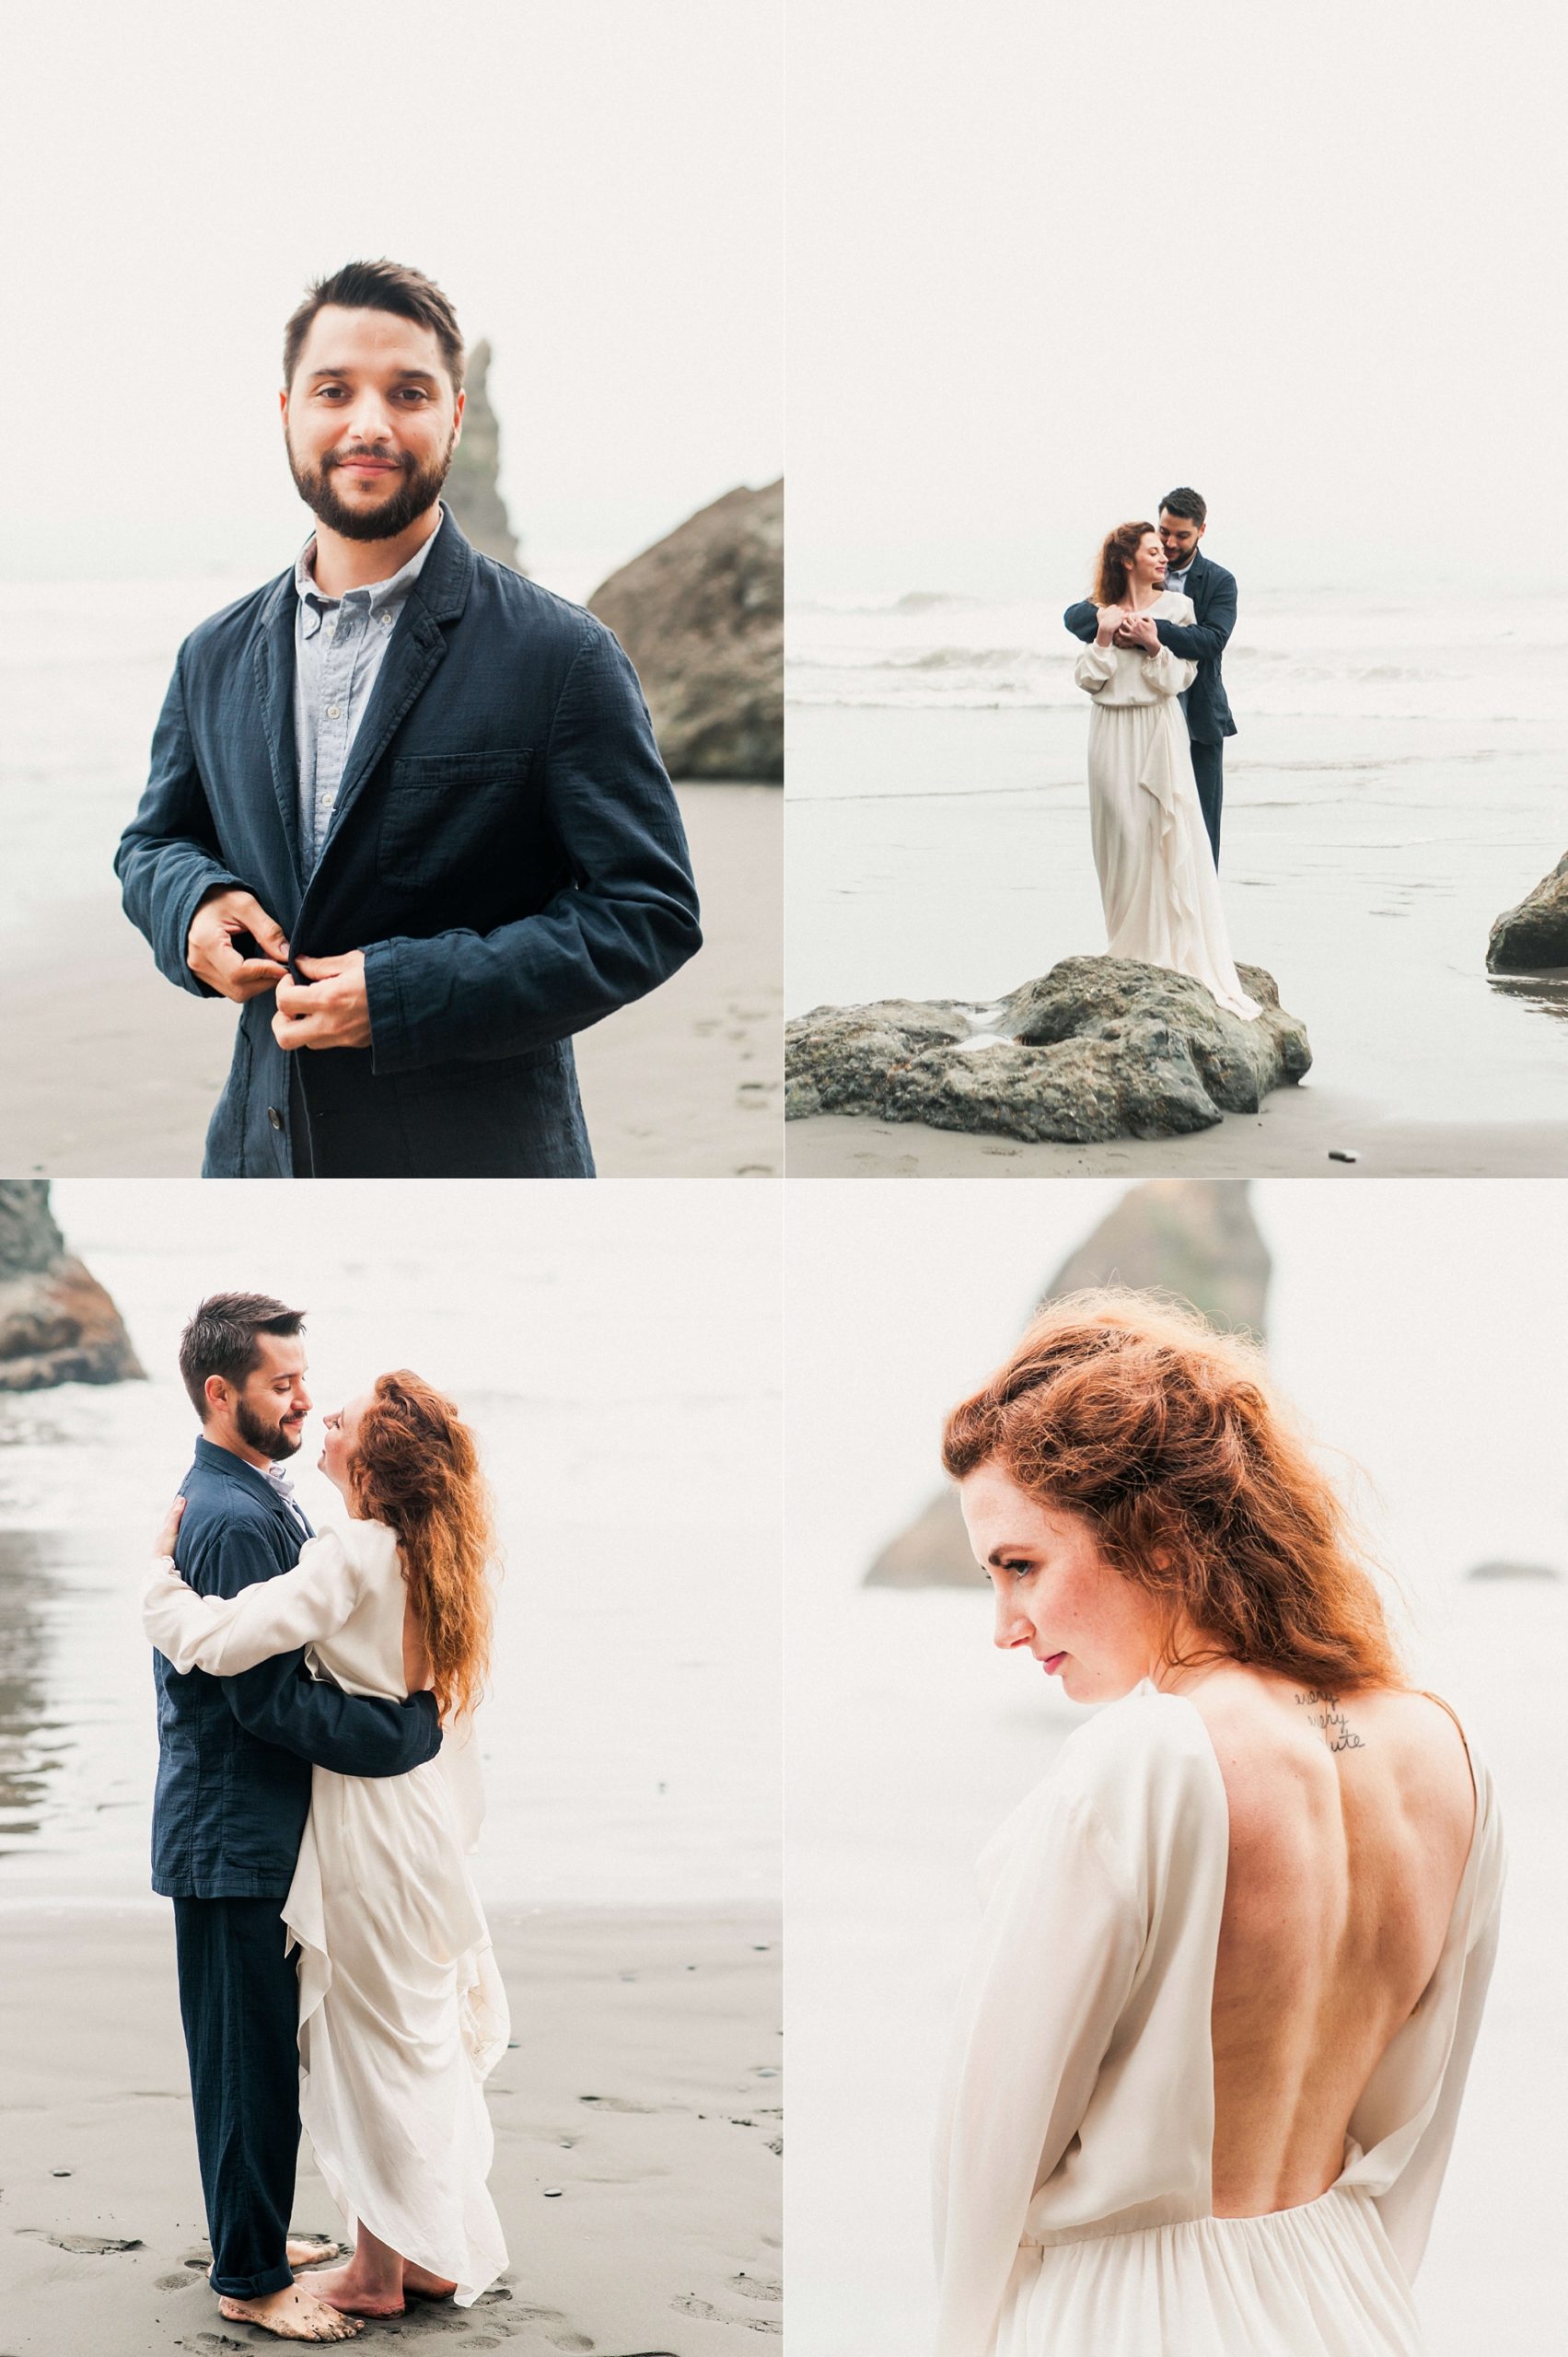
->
[[1485, 970, 1568, 1025], [0, 1530, 73, 1846]]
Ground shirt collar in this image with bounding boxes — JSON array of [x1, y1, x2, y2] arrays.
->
[[294, 504, 446, 633]]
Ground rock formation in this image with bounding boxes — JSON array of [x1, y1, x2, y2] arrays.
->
[[445, 340, 522, 569], [0, 1183, 145, 1392], [1464, 1558, 1562, 1581], [865, 1181, 1271, 1587], [787, 958, 1310, 1143], [588, 481, 783, 781], [1486, 850, 1568, 972]]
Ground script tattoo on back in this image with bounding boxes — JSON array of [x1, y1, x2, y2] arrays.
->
[[1294, 1687, 1366, 1753]]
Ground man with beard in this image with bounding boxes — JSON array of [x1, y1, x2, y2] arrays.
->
[[155, 1293, 443, 2343], [117, 261, 701, 1177]]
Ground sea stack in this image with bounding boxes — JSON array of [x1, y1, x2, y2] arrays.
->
[[445, 339, 522, 570], [0, 1182, 145, 1392]]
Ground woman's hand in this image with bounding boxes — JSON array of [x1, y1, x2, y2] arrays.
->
[[154, 1495, 187, 1559], [1094, 604, 1125, 646], [1121, 610, 1160, 653]]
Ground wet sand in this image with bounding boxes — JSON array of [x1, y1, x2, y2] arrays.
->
[[0, 1901, 781, 2353], [0, 784, 780, 1180], [786, 1087, 1568, 1178]]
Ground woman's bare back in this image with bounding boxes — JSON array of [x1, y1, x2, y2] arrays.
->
[[1188, 1668, 1476, 2216]]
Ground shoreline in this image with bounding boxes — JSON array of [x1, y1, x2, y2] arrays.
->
[[786, 1084, 1568, 1178], [0, 1898, 782, 2351], [0, 784, 780, 1180]]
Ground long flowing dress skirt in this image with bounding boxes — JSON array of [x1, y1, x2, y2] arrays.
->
[[1087, 696, 1260, 1022], [285, 1753, 510, 2306], [994, 2185, 1421, 2357]]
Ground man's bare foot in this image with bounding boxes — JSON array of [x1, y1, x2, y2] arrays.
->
[[218, 2284, 364, 2340], [402, 2259, 459, 2300], [286, 2236, 343, 2270], [306, 2262, 406, 2318]]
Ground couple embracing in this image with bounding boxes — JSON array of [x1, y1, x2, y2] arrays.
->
[[1064, 488, 1260, 1024], [143, 1293, 505, 2342]]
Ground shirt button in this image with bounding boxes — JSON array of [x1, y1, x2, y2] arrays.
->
[[325, 619, 337, 633], [266, 1106, 285, 1132], [380, 612, 393, 627], [326, 702, 342, 719]]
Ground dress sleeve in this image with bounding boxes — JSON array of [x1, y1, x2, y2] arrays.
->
[[1369, 1836, 1504, 2279], [1140, 644, 1198, 697], [143, 1530, 363, 1677], [1074, 643, 1118, 695], [932, 1784, 1142, 2357]]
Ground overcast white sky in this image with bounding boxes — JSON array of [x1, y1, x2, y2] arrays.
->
[[1, 0, 782, 598], [788, 0, 1568, 599]]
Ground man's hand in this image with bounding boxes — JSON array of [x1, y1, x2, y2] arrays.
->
[[186, 888, 291, 1002], [1118, 611, 1161, 653], [273, 951, 372, 1052]]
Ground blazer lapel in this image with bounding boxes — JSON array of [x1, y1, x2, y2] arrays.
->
[[251, 572, 307, 900]]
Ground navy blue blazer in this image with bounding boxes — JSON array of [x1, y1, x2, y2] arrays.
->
[[116, 512, 703, 1178], [1064, 548, 1237, 746], [151, 1435, 442, 1899]]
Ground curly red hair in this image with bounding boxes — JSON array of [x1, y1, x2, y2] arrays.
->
[[1091, 520, 1159, 607], [942, 1293, 1402, 1694], [350, 1370, 497, 1722]]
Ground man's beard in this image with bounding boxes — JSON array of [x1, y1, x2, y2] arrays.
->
[[236, 1394, 303, 1461], [286, 429, 454, 542]]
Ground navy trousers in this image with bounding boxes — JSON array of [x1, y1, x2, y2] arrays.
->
[[172, 1897, 300, 2299], [1191, 738, 1224, 868]]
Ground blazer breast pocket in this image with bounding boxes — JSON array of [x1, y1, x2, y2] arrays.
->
[[378, 747, 536, 891]]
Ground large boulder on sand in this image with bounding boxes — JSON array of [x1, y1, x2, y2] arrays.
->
[[0, 1182, 145, 1392], [786, 958, 1310, 1143], [866, 1179, 1272, 1587], [589, 481, 783, 781], [1487, 851, 1568, 972]]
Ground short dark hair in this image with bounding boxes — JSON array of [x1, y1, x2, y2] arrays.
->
[[283, 259, 465, 393], [180, 1293, 306, 1421], [1159, 486, 1207, 528]]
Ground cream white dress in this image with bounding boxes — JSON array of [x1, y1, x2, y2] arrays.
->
[[143, 1522, 509, 2306], [933, 1682, 1504, 2357], [1074, 595, 1260, 1020]]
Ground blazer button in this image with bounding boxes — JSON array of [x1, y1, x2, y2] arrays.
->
[[266, 1105, 285, 1131]]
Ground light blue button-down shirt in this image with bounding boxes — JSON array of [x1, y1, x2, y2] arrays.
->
[[292, 511, 442, 872]]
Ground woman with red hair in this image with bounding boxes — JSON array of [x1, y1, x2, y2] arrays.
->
[[1074, 523, 1259, 1019], [934, 1295, 1501, 2357], [144, 1372, 507, 2327]]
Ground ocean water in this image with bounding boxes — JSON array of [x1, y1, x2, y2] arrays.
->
[[784, 1180, 1568, 2357], [786, 588, 1568, 1125], [0, 1181, 781, 1912]]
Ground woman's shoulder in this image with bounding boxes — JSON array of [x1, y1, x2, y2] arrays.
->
[[1158, 589, 1197, 621], [307, 1519, 401, 1583], [981, 1688, 1223, 1903], [1054, 1684, 1225, 1848]]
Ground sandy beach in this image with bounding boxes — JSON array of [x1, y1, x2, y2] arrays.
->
[[0, 1902, 781, 2355], [786, 1090, 1568, 1178], [0, 784, 780, 1181]]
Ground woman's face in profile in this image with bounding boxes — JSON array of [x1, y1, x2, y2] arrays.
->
[[960, 1461, 1163, 1705], [319, 1392, 369, 1494]]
